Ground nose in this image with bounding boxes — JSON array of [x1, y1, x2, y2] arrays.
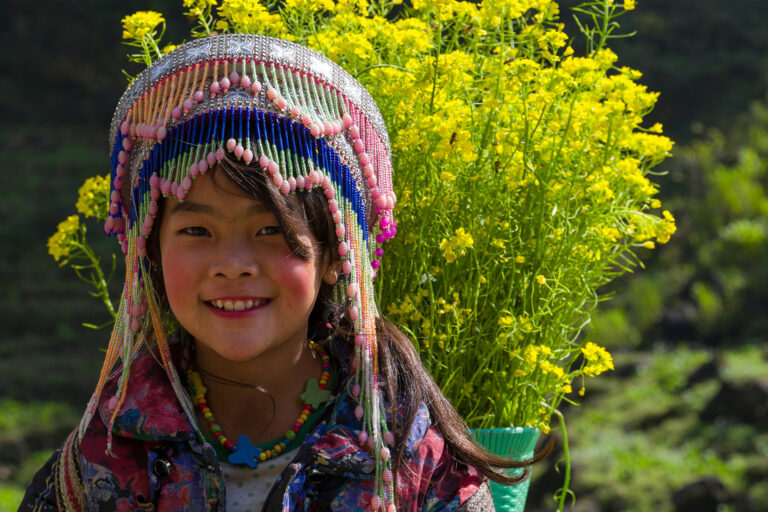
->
[[209, 237, 260, 279]]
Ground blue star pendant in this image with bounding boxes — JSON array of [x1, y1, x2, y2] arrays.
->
[[228, 435, 262, 468]]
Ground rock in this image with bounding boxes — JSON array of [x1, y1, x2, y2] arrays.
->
[[700, 378, 768, 428], [672, 477, 730, 511], [684, 355, 721, 387]]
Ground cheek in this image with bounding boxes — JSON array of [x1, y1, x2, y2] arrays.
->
[[160, 240, 201, 312], [275, 257, 322, 305]]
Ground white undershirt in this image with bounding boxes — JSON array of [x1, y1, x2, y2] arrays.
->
[[221, 447, 299, 512]]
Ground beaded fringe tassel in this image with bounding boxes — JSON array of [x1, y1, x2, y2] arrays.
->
[[81, 35, 398, 511]]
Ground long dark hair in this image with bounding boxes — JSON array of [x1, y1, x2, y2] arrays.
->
[[149, 154, 551, 488]]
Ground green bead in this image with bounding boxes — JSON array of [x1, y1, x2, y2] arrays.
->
[[210, 425, 221, 433], [286, 430, 296, 440]]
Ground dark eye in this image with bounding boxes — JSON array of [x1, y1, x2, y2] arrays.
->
[[180, 226, 210, 237], [257, 225, 282, 236]]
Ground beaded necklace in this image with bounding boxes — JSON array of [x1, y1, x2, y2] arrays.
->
[[187, 340, 332, 469]]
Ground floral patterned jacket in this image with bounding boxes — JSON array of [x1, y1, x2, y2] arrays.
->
[[19, 339, 493, 511]]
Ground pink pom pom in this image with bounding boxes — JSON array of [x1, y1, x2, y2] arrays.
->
[[387, 503, 396, 512], [375, 247, 384, 257], [376, 234, 385, 244], [171, 182, 179, 196], [234, 143, 244, 158], [189, 162, 200, 177], [368, 175, 378, 188], [332, 211, 342, 224], [182, 176, 193, 191], [324, 121, 333, 134], [215, 147, 226, 161], [149, 201, 159, 216], [310, 124, 321, 137], [355, 405, 364, 420], [347, 283, 358, 299], [210, 81, 220, 95], [358, 430, 367, 444], [161, 180, 171, 196], [355, 333, 365, 346], [220, 77, 230, 91], [130, 317, 142, 333], [359, 153, 370, 166], [110, 190, 121, 203], [193, 90, 204, 103], [325, 186, 335, 200], [290, 105, 300, 118], [118, 151, 128, 164], [150, 188, 160, 201], [276, 97, 287, 110], [279, 180, 290, 195], [113, 176, 122, 189], [156, 126, 167, 141], [172, 106, 182, 120], [349, 306, 359, 321], [129, 122, 138, 137], [342, 260, 352, 275], [288, 177, 297, 193], [328, 199, 338, 214], [226, 138, 237, 152], [380, 447, 390, 460], [384, 431, 395, 445], [109, 204, 119, 216], [120, 121, 130, 135], [115, 164, 125, 178], [383, 469, 393, 483], [371, 495, 382, 510], [122, 138, 132, 151], [295, 175, 305, 190], [229, 70, 240, 87], [376, 195, 387, 209], [352, 383, 361, 398], [183, 98, 193, 113], [354, 139, 365, 154], [272, 173, 283, 188], [268, 160, 279, 175], [207, 151, 217, 166], [342, 113, 353, 127], [302, 114, 313, 127], [267, 87, 278, 100], [310, 170, 320, 185], [243, 148, 253, 163], [363, 164, 374, 177], [198, 159, 209, 173], [176, 188, 186, 202], [260, 154, 270, 169], [241, 75, 251, 90], [371, 260, 380, 270], [104, 217, 114, 234], [251, 81, 262, 94], [380, 217, 390, 229], [338, 241, 348, 257], [349, 125, 360, 139], [335, 224, 345, 239]]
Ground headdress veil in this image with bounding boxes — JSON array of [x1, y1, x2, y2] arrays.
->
[[82, 34, 397, 510]]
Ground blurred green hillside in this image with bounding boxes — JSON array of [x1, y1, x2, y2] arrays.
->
[[2, 1, 768, 510]]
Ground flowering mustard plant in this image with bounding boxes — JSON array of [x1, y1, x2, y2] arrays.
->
[[51, 1, 675, 506]]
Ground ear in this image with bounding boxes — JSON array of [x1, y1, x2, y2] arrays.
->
[[322, 261, 343, 285]]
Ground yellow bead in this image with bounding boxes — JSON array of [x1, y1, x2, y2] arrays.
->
[[259, 452, 267, 461]]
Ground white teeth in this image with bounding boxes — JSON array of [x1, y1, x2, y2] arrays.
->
[[211, 299, 267, 310]]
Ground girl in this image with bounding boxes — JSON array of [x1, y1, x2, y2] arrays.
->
[[21, 34, 546, 511]]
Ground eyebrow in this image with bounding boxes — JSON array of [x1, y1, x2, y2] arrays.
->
[[169, 200, 272, 217]]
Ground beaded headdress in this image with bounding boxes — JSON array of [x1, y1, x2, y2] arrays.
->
[[81, 34, 397, 510]]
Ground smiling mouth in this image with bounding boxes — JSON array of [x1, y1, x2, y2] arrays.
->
[[207, 299, 270, 311]]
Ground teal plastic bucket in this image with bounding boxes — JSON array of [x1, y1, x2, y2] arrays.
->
[[471, 427, 540, 512]]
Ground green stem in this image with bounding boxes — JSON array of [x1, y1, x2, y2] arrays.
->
[[74, 237, 116, 319], [553, 408, 573, 511]]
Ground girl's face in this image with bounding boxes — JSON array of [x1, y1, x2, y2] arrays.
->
[[158, 172, 337, 365]]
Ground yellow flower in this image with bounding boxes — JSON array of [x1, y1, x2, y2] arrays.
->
[[439, 227, 474, 263], [76, 175, 110, 220], [121, 11, 164, 40], [581, 342, 614, 377], [624, 0, 636, 10], [642, 241, 655, 249], [515, 255, 526, 264], [439, 171, 456, 181], [536, 275, 546, 285], [218, 0, 285, 36], [47, 215, 80, 262]]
